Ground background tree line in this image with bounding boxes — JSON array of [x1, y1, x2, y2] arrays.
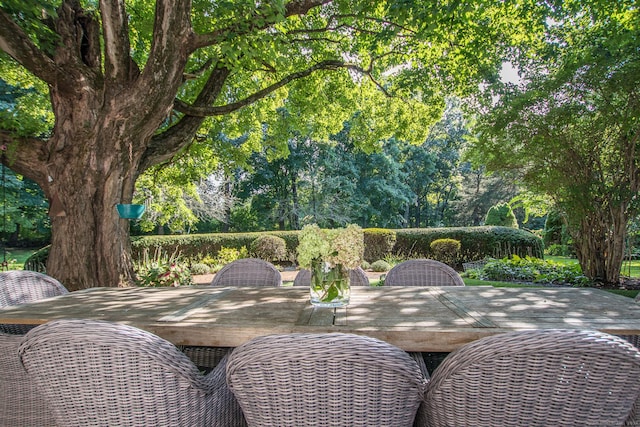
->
[[1, 1, 638, 287], [0, 98, 527, 239], [123, 99, 526, 235]]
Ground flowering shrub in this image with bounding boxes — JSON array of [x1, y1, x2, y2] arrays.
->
[[135, 248, 193, 287]]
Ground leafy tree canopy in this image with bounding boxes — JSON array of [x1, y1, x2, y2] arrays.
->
[[471, 1, 640, 283], [0, 0, 557, 289]]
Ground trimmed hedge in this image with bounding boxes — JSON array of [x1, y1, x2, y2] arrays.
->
[[363, 228, 397, 262], [394, 226, 543, 264], [26, 226, 543, 272], [131, 231, 300, 264]]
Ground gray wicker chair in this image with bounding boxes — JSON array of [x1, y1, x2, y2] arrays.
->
[[423, 329, 640, 427], [619, 334, 640, 348], [183, 259, 282, 370], [383, 259, 463, 375], [0, 270, 68, 334], [226, 333, 428, 427], [211, 258, 282, 287], [384, 259, 464, 287], [292, 266, 370, 286], [19, 319, 246, 427], [618, 294, 640, 348], [1, 332, 57, 426]]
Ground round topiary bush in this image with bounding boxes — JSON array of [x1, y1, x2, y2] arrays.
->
[[250, 235, 287, 262], [430, 238, 461, 266], [370, 260, 391, 272]]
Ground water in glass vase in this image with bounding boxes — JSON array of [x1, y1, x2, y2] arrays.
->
[[309, 261, 350, 307]]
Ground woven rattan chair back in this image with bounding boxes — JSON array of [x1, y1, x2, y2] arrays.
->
[[226, 333, 427, 427], [19, 319, 246, 427], [187, 258, 281, 369], [211, 258, 282, 287], [0, 270, 68, 307], [619, 295, 640, 348], [1, 332, 56, 426], [423, 329, 640, 427], [0, 270, 68, 334], [293, 267, 370, 287], [384, 259, 464, 287]]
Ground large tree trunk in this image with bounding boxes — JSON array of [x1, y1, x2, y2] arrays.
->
[[43, 113, 144, 290], [572, 207, 628, 285], [47, 172, 136, 290], [33, 1, 194, 291]]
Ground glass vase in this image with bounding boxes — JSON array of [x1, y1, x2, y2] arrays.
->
[[309, 261, 350, 307]]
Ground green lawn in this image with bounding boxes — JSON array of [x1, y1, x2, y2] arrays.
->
[[465, 257, 640, 299], [546, 255, 640, 278], [0, 248, 37, 270]]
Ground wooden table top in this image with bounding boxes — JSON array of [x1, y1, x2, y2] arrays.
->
[[1, 285, 639, 351]]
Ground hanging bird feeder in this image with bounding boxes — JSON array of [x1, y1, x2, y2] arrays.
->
[[116, 203, 145, 219]]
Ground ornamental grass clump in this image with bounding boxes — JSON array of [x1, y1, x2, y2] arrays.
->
[[134, 247, 193, 287]]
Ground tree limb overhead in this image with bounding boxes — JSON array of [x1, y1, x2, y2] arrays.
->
[[173, 59, 345, 117]]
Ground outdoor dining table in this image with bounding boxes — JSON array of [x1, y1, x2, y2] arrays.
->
[[1, 285, 640, 352]]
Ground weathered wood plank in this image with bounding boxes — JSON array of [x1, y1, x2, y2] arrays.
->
[[427, 288, 497, 328], [158, 289, 231, 322], [1, 286, 639, 352]]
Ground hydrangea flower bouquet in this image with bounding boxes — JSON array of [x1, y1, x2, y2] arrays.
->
[[297, 224, 364, 307]]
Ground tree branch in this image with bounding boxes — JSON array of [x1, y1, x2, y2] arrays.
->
[[99, 0, 133, 82], [0, 9, 58, 86], [140, 67, 232, 171], [190, 0, 331, 51], [0, 131, 50, 187], [173, 59, 344, 117]]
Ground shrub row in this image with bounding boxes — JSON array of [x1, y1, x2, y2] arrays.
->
[[393, 226, 543, 265], [130, 226, 542, 267], [131, 230, 300, 264], [25, 226, 543, 272]]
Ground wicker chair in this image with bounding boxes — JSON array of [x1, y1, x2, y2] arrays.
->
[[423, 329, 640, 427], [226, 332, 428, 427], [384, 259, 464, 287], [617, 294, 640, 348], [383, 259, 464, 375], [1, 332, 57, 426], [618, 334, 640, 349], [19, 319, 246, 427], [292, 266, 370, 287], [0, 270, 68, 334], [211, 258, 282, 287], [183, 259, 281, 370]]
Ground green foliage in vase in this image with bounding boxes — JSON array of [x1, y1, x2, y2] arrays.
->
[[298, 223, 364, 304], [310, 260, 350, 304]]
